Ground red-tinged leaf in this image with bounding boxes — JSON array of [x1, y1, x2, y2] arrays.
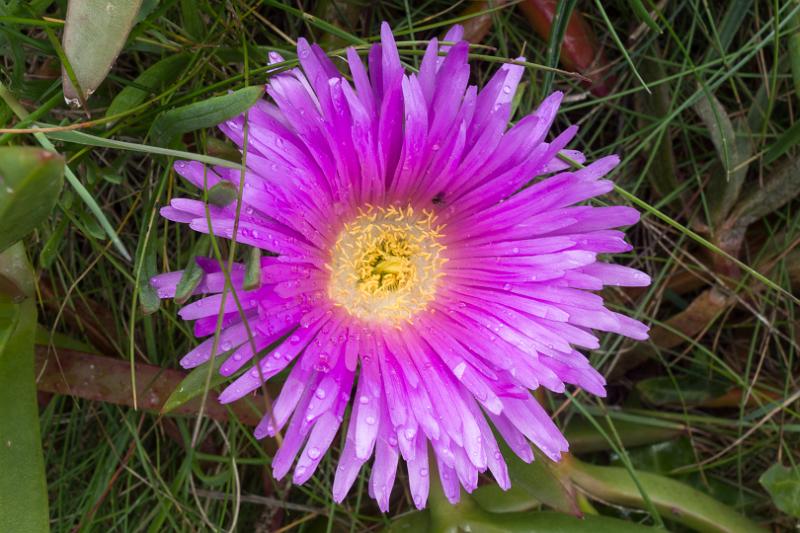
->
[[453, 0, 514, 43], [34, 346, 263, 426], [519, 0, 613, 95]]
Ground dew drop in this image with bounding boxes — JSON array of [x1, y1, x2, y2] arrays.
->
[[308, 447, 321, 459], [365, 416, 376, 425]]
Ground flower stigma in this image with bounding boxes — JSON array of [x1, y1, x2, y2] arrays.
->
[[327, 205, 446, 324]]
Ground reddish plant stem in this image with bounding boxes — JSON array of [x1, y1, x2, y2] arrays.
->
[[35, 346, 262, 426]]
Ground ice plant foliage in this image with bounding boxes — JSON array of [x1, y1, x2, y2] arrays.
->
[[152, 23, 650, 511]]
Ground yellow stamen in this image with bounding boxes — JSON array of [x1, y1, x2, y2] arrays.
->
[[327, 204, 446, 324]]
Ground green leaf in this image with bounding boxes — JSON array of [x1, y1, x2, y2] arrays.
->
[[34, 323, 97, 353], [636, 375, 728, 407], [38, 214, 68, 269], [788, 13, 800, 104], [759, 463, 800, 518], [0, 146, 64, 253], [0, 84, 131, 261], [383, 510, 430, 532], [425, 458, 655, 533], [205, 137, 242, 164], [179, 0, 205, 39], [764, 119, 800, 165], [207, 181, 238, 207], [174, 236, 210, 305], [693, 89, 750, 226], [500, 443, 579, 515], [461, 510, 657, 533], [243, 247, 262, 291], [61, 0, 144, 104], [613, 438, 696, 475], [706, 1, 751, 60], [728, 155, 800, 230], [137, 232, 160, 315], [628, 0, 660, 33], [564, 457, 765, 533], [149, 85, 264, 146], [105, 54, 191, 121], [0, 244, 49, 533], [161, 354, 228, 414], [472, 484, 539, 513], [636, 46, 679, 199], [565, 414, 685, 454]]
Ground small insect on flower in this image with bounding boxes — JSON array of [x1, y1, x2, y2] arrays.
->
[[152, 22, 650, 511]]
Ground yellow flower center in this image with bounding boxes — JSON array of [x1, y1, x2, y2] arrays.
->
[[327, 204, 446, 324]]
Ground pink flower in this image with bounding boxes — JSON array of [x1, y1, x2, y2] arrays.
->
[[152, 22, 650, 511]]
